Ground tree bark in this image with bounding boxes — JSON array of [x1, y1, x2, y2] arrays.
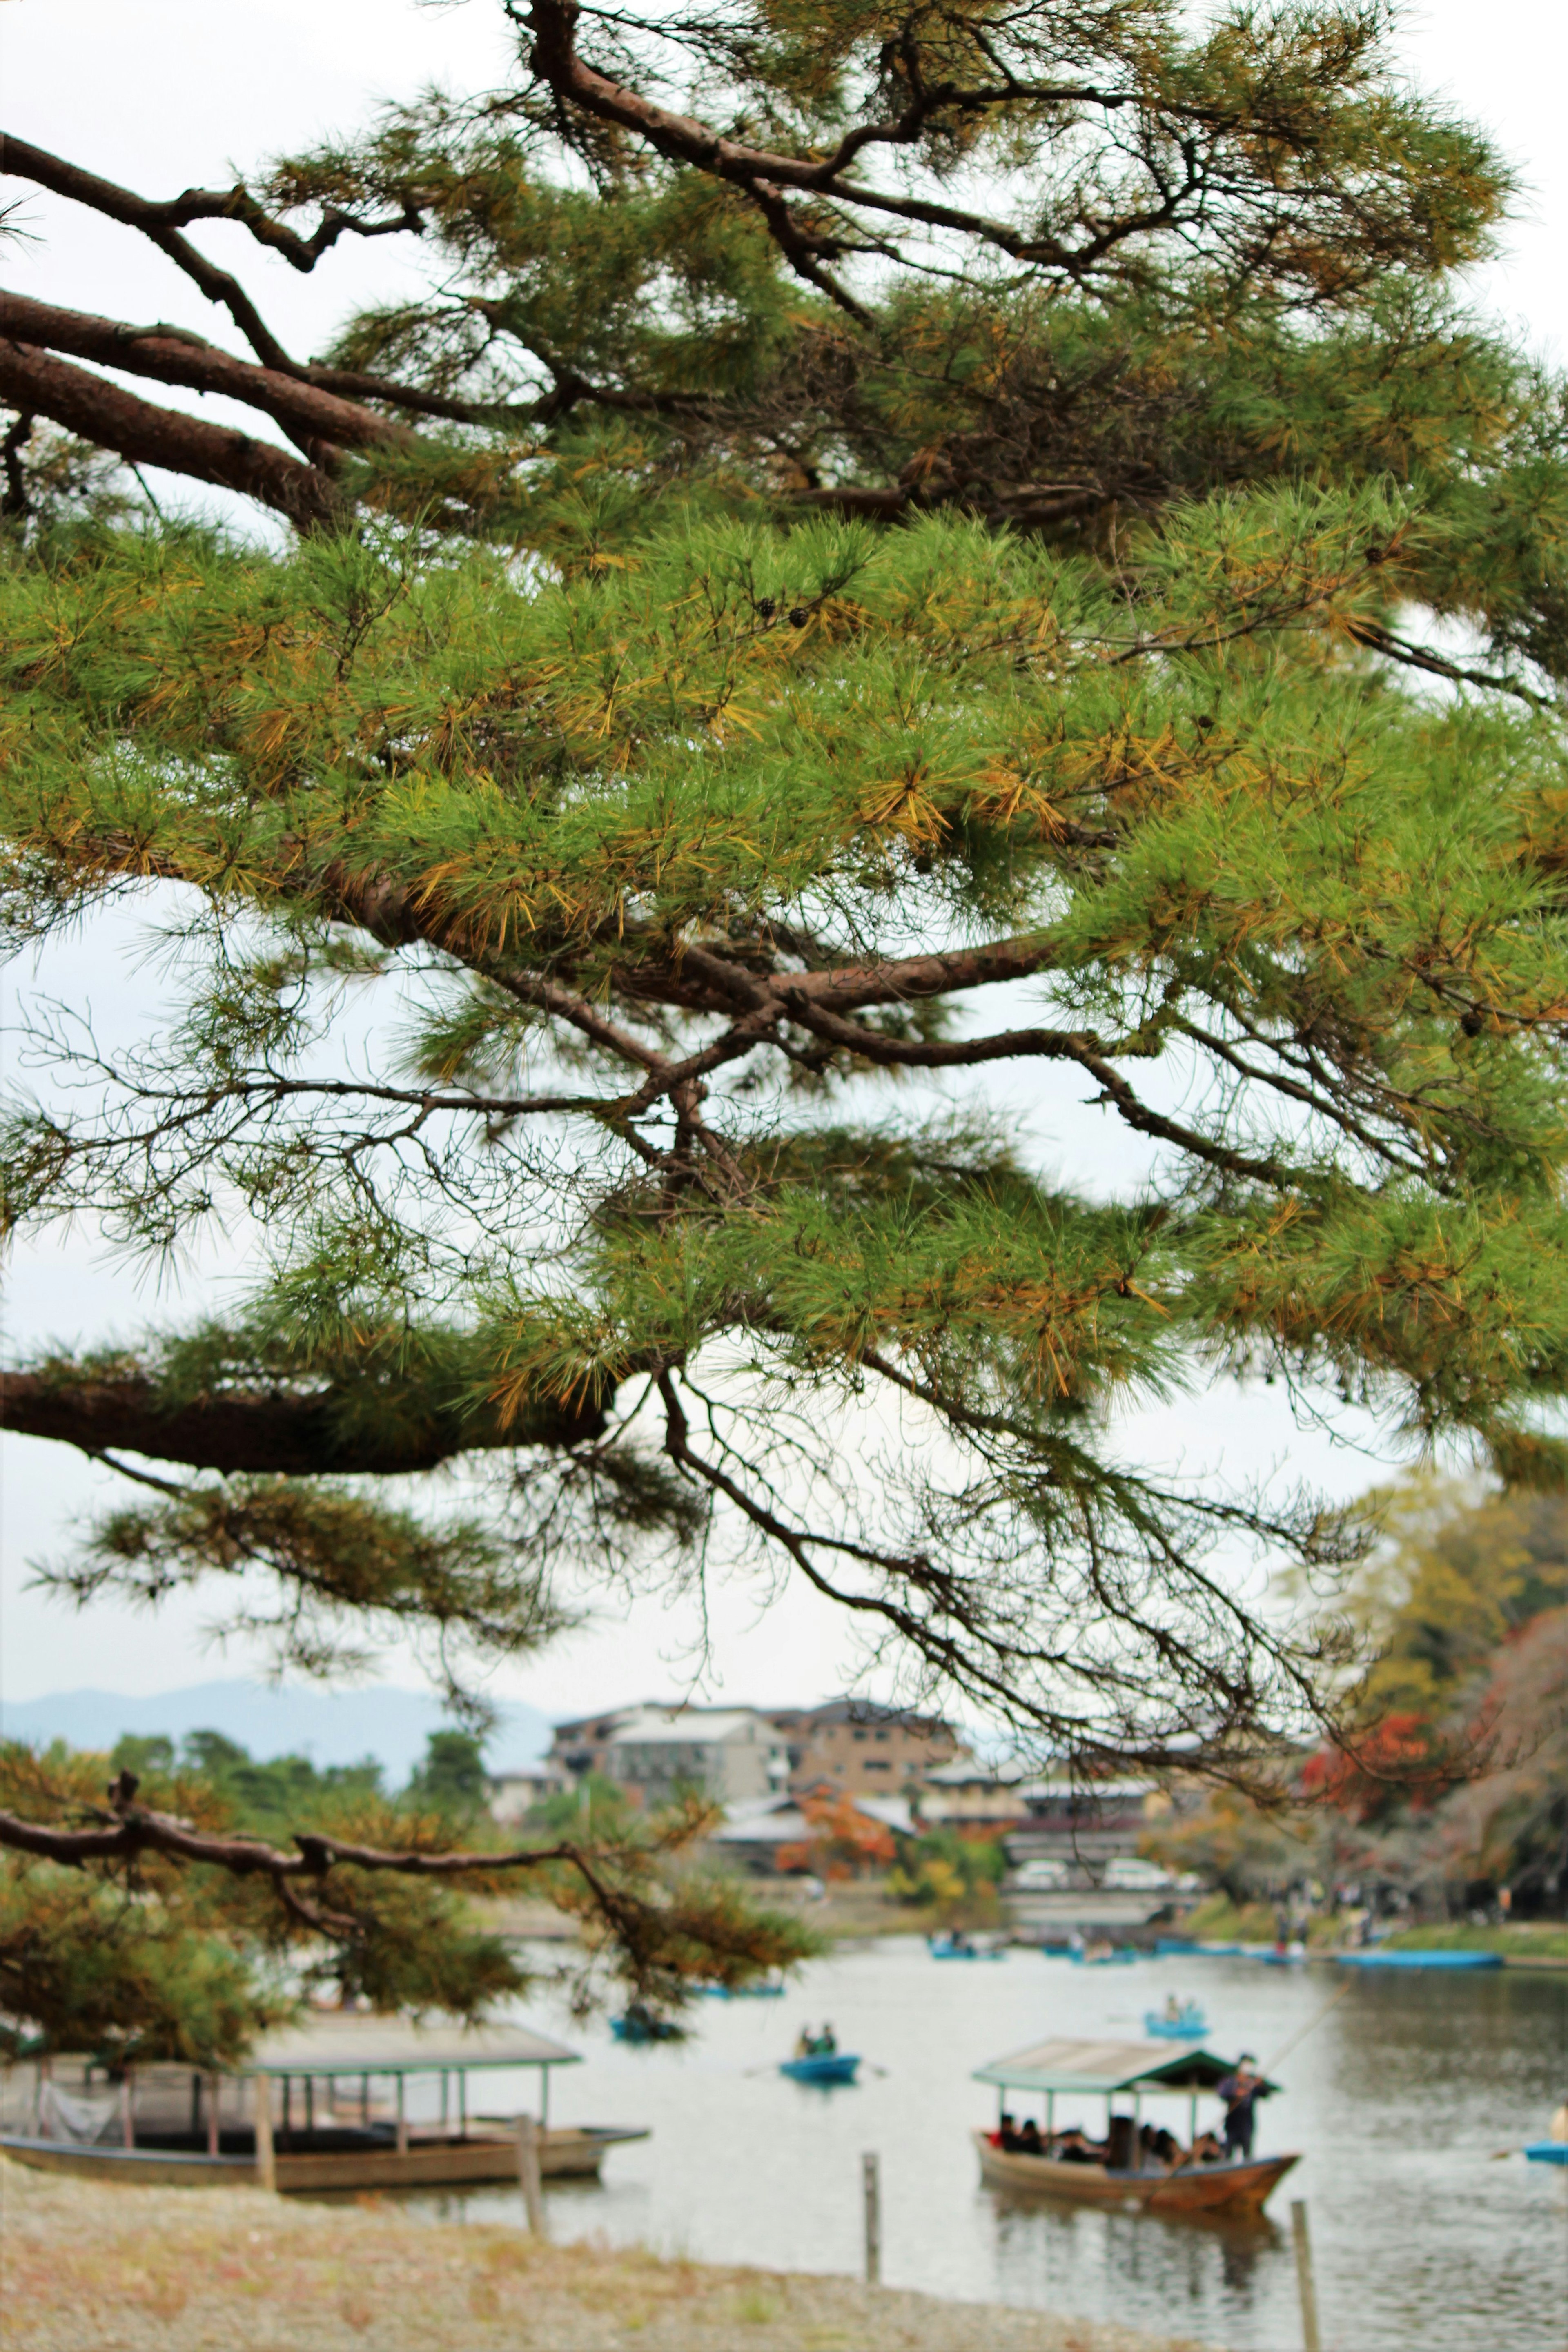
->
[[0, 292, 416, 461], [0, 340, 343, 525], [0, 1368, 606, 1475]]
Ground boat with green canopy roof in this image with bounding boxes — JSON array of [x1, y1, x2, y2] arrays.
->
[[971, 2035, 1298, 2218]]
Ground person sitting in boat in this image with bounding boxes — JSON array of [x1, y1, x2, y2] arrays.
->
[[1216, 2054, 1265, 2163], [815, 2024, 838, 2056], [1018, 2119, 1044, 2156], [794, 2026, 814, 2059], [996, 2111, 1021, 2151], [1189, 2129, 1226, 2164], [1139, 2122, 1180, 2168], [1163, 1994, 1184, 2022], [1051, 2126, 1103, 2164]]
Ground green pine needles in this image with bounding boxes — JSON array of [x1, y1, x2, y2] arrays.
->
[[4, 0, 1568, 2040]]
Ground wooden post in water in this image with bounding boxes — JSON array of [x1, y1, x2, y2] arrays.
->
[[254, 2079, 276, 2192], [517, 2113, 546, 2234], [1290, 2199, 1322, 2352], [862, 2151, 881, 2286]]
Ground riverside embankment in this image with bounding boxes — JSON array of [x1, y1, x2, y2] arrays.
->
[[0, 2158, 1211, 2352]]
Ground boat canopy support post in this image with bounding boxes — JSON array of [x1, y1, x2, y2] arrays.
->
[[208, 2072, 220, 2158], [459, 2068, 467, 2140], [540, 2064, 549, 2129], [395, 2071, 408, 2156], [254, 2075, 276, 2192], [121, 2069, 133, 2150], [1046, 2091, 1055, 2141], [361, 2073, 370, 2129]]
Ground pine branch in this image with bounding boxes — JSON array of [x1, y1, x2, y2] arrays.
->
[[0, 339, 343, 525], [0, 1364, 606, 1475]]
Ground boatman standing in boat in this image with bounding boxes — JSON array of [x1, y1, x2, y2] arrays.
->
[[1216, 2054, 1265, 2162]]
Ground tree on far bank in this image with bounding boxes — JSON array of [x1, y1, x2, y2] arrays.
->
[[7, 0, 1568, 2034]]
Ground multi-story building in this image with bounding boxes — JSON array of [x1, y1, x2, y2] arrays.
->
[[1003, 1776, 1174, 1871], [599, 1706, 790, 1808], [545, 1709, 641, 1782], [765, 1699, 969, 1795], [913, 1757, 1031, 1834]]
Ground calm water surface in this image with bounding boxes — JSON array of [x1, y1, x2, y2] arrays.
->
[[396, 1941, 1566, 2350]]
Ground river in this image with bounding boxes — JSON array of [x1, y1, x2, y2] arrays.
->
[[397, 1938, 1566, 2350]]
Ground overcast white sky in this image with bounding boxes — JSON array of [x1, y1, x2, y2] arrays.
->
[[2, 1, 1564, 1724]]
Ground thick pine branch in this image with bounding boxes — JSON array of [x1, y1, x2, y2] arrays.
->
[[0, 1365, 606, 1474], [0, 339, 343, 523]]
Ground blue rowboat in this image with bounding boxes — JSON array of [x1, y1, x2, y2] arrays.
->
[[1337, 1950, 1503, 1971], [780, 2053, 860, 2087], [611, 2009, 682, 2043], [928, 1934, 1004, 1961], [1524, 2140, 1568, 2165], [1143, 2009, 1207, 2039]]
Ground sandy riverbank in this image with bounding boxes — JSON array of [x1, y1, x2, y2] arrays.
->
[[0, 2156, 1219, 2352]]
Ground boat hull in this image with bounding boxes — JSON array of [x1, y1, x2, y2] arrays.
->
[[973, 2132, 1298, 2216], [1142, 2016, 1206, 2039], [780, 2055, 860, 2086], [1524, 2140, 1568, 2165], [0, 2124, 647, 2192], [1337, 1950, 1503, 1971]]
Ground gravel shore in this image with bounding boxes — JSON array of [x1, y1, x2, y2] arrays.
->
[[2, 2156, 1218, 2352]]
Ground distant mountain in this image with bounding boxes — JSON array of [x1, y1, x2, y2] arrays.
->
[[0, 1679, 551, 1784]]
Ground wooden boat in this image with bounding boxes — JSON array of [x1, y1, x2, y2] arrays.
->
[[0, 2120, 648, 2192], [928, 1933, 1004, 1961], [780, 2052, 860, 2086], [1143, 2007, 1207, 2039], [971, 2036, 1298, 2222], [2, 2018, 648, 2195], [973, 2131, 1296, 2216]]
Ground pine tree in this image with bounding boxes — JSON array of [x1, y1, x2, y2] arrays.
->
[[5, 1, 1568, 2038]]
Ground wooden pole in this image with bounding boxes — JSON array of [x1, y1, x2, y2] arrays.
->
[[517, 2112, 546, 2234], [254, 2078, 276, 2191], [1290, 2199, 1322, 2352], [862, 2151, 881, 2286]]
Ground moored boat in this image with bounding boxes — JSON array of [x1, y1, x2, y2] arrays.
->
[[971, 2036, 1297, 2221], [1, 2018, 649, 2195], [1524, 2140, 1568, 2165], [1337, 1949, 1503, 1970], [928, 1933, 1004, 1961]]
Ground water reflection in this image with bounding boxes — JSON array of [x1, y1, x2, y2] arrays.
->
[[350, 1941, 1566, 2351]]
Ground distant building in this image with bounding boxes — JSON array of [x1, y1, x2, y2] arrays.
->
[[488, 1762, 569, 1826], [545, 1709, 641, 1782], [914, 1758, 1031, 1834], [762, 1700, 968, 1795], [598, 1706, 789, 1808], [708, 1788, 916, 1873], [1003, 1776, 1173, 1872]]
